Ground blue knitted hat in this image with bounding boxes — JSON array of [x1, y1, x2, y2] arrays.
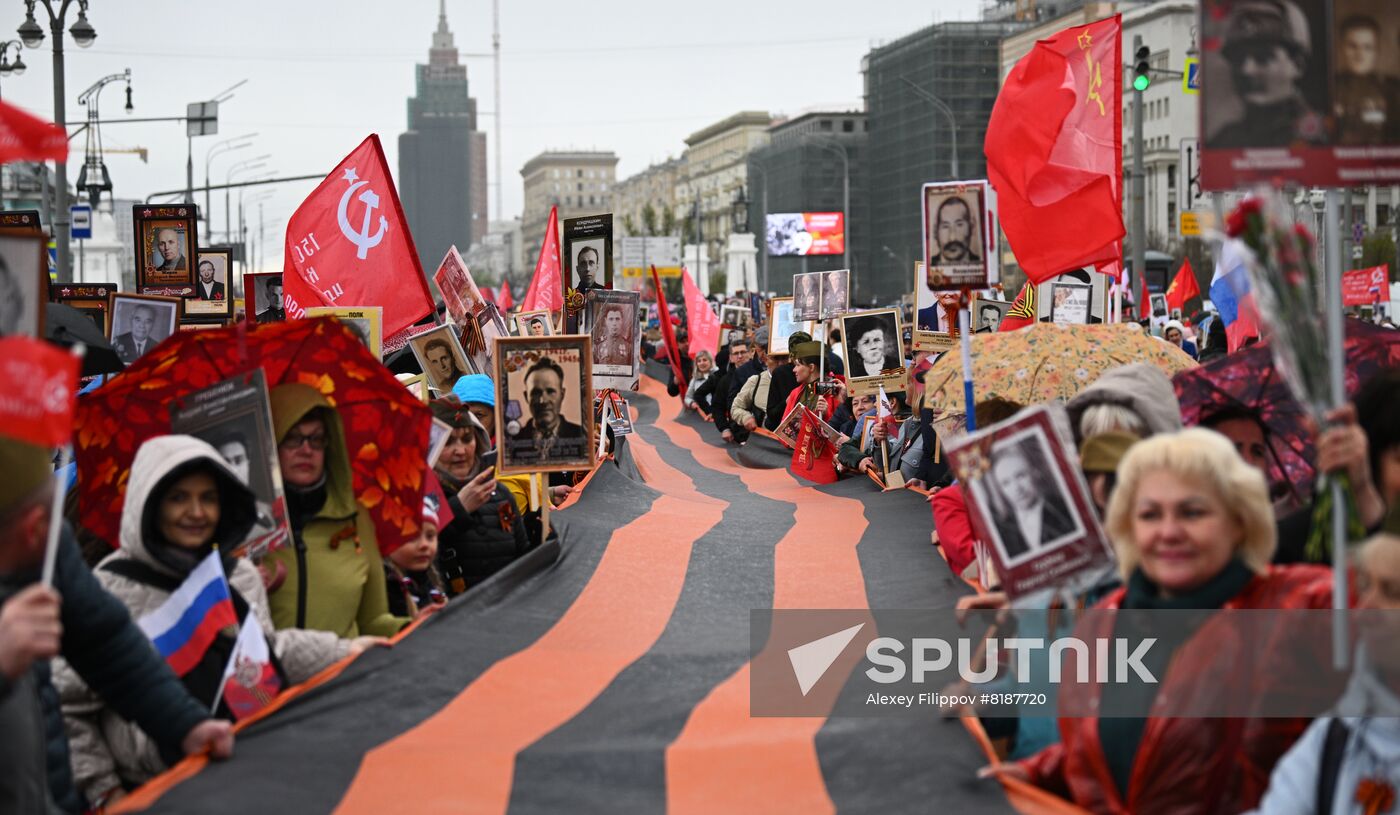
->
[[452, 373, 495, 407]]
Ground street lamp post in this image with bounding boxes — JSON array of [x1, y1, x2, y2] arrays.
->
[[205, 133, 256, 230], [809, 138, 851, 298], [18, 0, 98, 283], [224, 155, 270, 241], [899, 76, 959, 180], [0, 39, 26, 210]]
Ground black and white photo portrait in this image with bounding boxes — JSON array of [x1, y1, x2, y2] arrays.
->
[[970, 430, 1084, 564], [0, 233, 44, 337], [247, 273, 286, 323], [408, 324, 471, 393], [819, 269, 849, 321], [974, 298, 1012, 333], [792, 272, 821, 322], [840, 309, 903, 382], [109, 294, 180, 366]]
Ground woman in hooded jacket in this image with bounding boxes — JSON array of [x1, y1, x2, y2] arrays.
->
[[51, 435, 382, 806], [429, 398, 537, 596], [265, 383, 408, 638]]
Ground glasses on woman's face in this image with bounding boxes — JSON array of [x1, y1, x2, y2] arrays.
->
[[280, 432, 329, 451]]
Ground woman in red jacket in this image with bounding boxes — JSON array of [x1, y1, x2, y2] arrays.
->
[[989, 428, 1334, 815], [784, 340, 846, 484]]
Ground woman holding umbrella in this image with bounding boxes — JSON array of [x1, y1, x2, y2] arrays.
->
[[265, 383, 409, 638], [987, 428, 1338, 814]]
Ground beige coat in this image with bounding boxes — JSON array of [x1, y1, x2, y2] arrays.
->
[[728, 370, 773, 430], [51, 435, 351, 802]]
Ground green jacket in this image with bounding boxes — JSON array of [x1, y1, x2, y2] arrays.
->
[[265, 383, 407, 638]]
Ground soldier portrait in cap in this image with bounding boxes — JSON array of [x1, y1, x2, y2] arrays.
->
[[1204, 0, 1330, 149], [1331, 2, 1400, 146]]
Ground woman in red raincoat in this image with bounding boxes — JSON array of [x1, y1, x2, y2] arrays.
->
[[989, 428, 1335, 815], [783, 340, 846, 484]]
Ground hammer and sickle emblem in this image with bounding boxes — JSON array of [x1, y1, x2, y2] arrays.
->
[[337, 168, 389, 260]]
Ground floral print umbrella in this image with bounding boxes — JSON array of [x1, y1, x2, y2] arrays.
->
[[923, 322, 1197, 432], [75, 317, 431, 554], [1173, 319, 1400, 511]]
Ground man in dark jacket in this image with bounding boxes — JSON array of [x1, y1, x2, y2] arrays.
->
[[723, 338, 766, 444], [0, 438, 231, 813]]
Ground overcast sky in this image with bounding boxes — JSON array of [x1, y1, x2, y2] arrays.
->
[[3, 0, 980, 255]]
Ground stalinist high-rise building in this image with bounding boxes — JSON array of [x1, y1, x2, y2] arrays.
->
[[398, 1, 488, 273]]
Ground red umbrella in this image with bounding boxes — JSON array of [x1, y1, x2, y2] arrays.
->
[[75, 317, 430, 554], [0, 99, 68, 164], [1174, 319, 1400, 510]]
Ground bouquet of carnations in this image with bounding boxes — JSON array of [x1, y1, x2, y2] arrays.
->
[[1224, 193, 1364, 558]]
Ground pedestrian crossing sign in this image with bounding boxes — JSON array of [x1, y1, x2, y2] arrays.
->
[[1183, 58, 1200, 94]]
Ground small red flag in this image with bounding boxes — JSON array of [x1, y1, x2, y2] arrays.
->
[[522, 207, 562, 314], [681, 267, 720, 356], [985, 15, 1124, 284], [651, 266, 687, 396], [498, 280, 514, 311], [1164, 258, 1201, 312], [0, 99, 68, 164], [282, 135, 433, 338], [998, 281, 1038, 332], [0, 337, 79, 448]]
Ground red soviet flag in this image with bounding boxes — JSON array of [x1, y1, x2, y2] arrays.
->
[[0, 337, 79, 448], [497, 280, 513, 311], [986, 15, 1124, 284], [681, 267, 720, 357], [522, 207, 562, 314], [1165, 258, 1201, 312], [282, 135, 432, 339]]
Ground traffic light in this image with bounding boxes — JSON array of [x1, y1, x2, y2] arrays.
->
[[1133, 46, 1151, 91]]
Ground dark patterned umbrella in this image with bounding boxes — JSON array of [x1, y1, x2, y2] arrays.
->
[[1173, 319, 1400, 510]]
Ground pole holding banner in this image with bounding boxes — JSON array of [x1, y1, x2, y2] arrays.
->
[[1323, 189, 1348, 670], [959, 307, 976, 432], [41, 343, 86, 588]]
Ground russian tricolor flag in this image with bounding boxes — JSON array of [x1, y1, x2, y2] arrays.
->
[[1209, 238, 1261, 353], [137, 551, 238, 677]]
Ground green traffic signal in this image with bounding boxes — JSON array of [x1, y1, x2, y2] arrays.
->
[[1133, 73, 1151, 91], [1133, 45, 1151, 92]]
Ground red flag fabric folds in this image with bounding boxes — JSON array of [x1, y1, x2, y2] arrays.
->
[[681, 268, 719, 357], [523, 207, 562, 314], [0, 99, 68, 164], [1165, 258, 1202, 312], [282, 135, 433, 338], [985, 15, 1124, 284], [0, 337, 79, 448], [498, 280, 514, 311], [651, 266, 686, 395]]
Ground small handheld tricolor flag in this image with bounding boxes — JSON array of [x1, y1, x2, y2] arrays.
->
[[217, 607, 282, 721], [136, 551, 237, 677]]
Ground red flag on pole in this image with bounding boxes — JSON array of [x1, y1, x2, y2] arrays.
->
[[1139, 271, 1152, 322], [650, 266, 686, 396], [0, 99, 68, 164], [522, 207, 562, 314], [1164, 258, 1201, 312], [497, 280, 513, 311], [282, 135, 432, 338], [681, 267, 720, 357], [985, 15, 1124, 284], [0, 337, 79, 448]]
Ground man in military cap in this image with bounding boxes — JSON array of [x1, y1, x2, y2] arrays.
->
[[1210, 0, 1326, 148]]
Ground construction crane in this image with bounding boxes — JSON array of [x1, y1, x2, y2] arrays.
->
[[102, 146, 148, 163]]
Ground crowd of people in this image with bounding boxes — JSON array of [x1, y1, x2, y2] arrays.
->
[[663, 291, 1400, 815], [2, 283, 1399, 814]]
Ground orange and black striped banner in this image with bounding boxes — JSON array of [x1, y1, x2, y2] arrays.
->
[[116, 372, 1042, 814]]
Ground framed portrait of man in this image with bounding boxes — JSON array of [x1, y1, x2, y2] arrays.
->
[[513, 309, 556, 337], [169, 369, 290, 559], [133, 205, 199, 296], [585, 288, 640, 387], [922, 180, 997, 292], [305, 306, 383, 359], [790, 271, 822, 322], [408, 323, 472, 393], [1050, 282, 1092, 325], [49, 283, 118, 336], [0, 232, 48, 338], [912, 263, 960, 353], [108, 292, 181, 366], [818, 268, 850, 321], [185, 249, 233, 319], [562, 214, 613, 298], [839, 308, 905, 396], [494, 334, 596, 474], [946, 403, 1115, 600], [243, 272, 286, 324], [971, 294, 1012, 334]]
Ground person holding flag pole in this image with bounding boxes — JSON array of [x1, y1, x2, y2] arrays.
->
[[51, 435, 381, 806]]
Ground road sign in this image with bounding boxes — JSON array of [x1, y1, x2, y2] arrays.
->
[[186, 101, 219, 137], [1178, 138, 1201, 213], [70, 205, 92, 239], [621, 236, 682, 277], [1182, 58, 1200, 94], [1353, 221, 1365, 244], [1180, 211, 1202, 237]]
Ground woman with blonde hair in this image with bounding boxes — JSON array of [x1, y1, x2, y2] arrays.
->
[[992, 428, 1335, 815], [684, 349, 714, 410]]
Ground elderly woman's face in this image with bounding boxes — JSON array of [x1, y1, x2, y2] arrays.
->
[[857, 328, 885, 366], [1129, 469, 1241, 597]]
